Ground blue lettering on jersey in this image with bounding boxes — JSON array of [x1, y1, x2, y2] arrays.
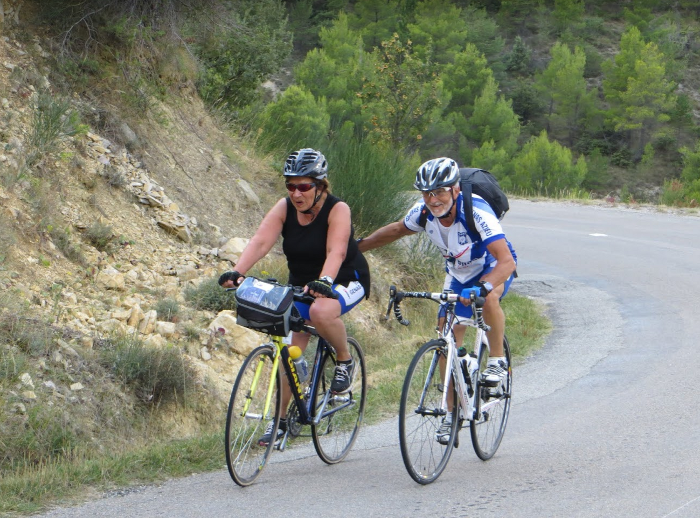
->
[[480, 219, 493, 237], [458, 231, 467, 246]]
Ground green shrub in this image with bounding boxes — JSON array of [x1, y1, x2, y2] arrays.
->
[[154, 298, 180, 323], [0, 346, 27, 383], [257, 85, 330, 152], [98, 336, 196, 404], [0, 403, 79, 470], [84, 222, 114, 252], [511, 130, 587, 193], [660, 179, 686, 206], [194, 0, 292, 109], [49, 226, 86, 265], [184, 277, 236, 312], [26, 91, 87, 167], [0, 313, 56, 357], [323, 137, 417, 235]]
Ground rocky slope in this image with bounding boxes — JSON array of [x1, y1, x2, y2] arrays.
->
[[0, 28, 353, 433]]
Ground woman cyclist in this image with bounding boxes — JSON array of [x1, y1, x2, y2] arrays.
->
[[219, 148, 370, 445]]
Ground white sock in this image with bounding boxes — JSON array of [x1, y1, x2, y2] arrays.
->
[[488, 356, 505, 366]]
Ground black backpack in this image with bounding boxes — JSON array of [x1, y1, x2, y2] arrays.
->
[[418, 167, 509, 234]]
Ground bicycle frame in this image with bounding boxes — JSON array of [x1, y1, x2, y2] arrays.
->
[[251, 331, 357, 450], [435, 301, 483, 424], [392, 284, 512, 483], [387, 288, 493, 424], [225, 277, 366, 485]]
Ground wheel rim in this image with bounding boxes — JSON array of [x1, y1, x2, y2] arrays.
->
[[311, 337, 366, 464], [470, 337, 511, 460], [399, 340, 457, 484], [225, 347, 280, 486]]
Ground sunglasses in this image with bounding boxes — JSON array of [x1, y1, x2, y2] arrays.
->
[[285, 182, 317, 193], [422, 186, 452, 198]]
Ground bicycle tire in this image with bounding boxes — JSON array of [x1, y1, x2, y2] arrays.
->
[[225, 344, 281, 486], [311, 337, 366, 464], [470, 335, 512, 460], [399, 339, 459, 484]]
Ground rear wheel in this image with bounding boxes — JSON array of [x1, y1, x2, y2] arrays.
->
[[311, 337, 366, 464], [399, 340, 458, 484], [225, 344, 281, 486], [470, 335, 512, 460]]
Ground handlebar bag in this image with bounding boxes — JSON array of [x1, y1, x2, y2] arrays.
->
[[235, 277, 301, 336]]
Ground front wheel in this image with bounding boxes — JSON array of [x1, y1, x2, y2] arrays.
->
[[225, 344, 281, 486], [399, 340, 458, 485], [311, 337, 366, 464], [470, 335, 512, 460]]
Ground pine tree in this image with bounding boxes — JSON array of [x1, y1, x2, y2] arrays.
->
[[603, 26, 676, 160]]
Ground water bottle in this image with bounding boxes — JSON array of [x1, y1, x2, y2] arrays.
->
[[288, 345, 310, 383], [457, 348, 471, 382]]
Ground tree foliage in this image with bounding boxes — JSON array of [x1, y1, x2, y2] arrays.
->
[[553, 0, 585, 33], [40, 0, 700, 202], [537, 42, 599, 147], [349, 0, 403, 51], [259, 85, 330, 151], [462, 76, 521, 159], [510, 130, 587, 192], [194, 0, 292, 108], [602, 26, 676, 160], [442, 44, 494, 120], [359, 34, 446, 149], [406, 0, 469, 65]]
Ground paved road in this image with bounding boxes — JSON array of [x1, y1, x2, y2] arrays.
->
[[37, 200, 700, 518]]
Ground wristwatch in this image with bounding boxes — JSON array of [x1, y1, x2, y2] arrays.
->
[[479, 281, 493, 294], [320, 276, 334, 285]]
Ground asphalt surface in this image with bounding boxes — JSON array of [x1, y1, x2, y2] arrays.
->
[[33, 199, 700, 518]]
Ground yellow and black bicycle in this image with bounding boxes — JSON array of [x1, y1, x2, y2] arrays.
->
[[224, 277, 366, 487]]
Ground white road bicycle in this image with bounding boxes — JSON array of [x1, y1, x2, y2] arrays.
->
[[386, 285, 512, 484]]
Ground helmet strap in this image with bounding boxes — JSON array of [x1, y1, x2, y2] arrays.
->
[[301, 185, 323, 215], [437, 193, 457, 220]]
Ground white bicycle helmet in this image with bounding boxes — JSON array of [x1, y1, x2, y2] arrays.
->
[[283, 148, 328, 179], [414, 157, 459, 191]]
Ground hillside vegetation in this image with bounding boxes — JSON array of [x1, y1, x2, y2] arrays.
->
[[10, 0, 697, 512]]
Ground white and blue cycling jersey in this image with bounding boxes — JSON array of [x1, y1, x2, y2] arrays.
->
[[403, 193, 517, 285]]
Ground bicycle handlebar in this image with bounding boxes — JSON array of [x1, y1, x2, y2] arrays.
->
[[385, 285, 487, 329], [225, 277, 337, 302]]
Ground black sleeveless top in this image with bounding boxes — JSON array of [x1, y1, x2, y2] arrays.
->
[[282, 194, 370, 298]]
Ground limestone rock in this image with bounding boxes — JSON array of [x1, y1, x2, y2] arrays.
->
[[96, 267, 125, 291], [155, 321, 177, 337], [209, 310, 260, 356], [139, 310, 157, 334], [219, 237, 249, 264], [20, 372, 34, 389]]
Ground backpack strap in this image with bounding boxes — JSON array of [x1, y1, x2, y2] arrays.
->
[[417, 204, 430, 229], [459, 168, 481, 234], [418, 177, 478, 233]]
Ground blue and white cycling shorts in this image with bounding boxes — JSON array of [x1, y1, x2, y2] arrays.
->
[[294, 281, 365, 321], [438, 268, 515, 321]]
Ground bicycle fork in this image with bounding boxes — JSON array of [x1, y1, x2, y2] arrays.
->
[[242, 345, 280, 421]]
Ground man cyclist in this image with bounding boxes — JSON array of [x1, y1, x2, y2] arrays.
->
[[358, 157, 516, 443], [219, 148, 370, 445]]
